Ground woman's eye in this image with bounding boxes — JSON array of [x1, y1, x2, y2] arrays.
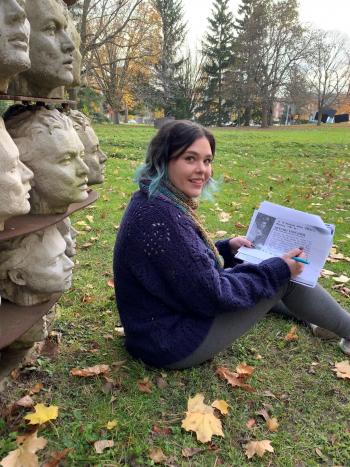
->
[[204, 159, 212, 165], [185, 156, 195, 162]]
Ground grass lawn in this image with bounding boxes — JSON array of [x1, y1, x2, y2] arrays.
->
[[1, 123, 350, 466]]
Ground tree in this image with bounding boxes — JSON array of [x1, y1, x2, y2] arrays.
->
[[152, 0, 186, 117], [306, 29, 350, 125], [199, 0, 235, 126]]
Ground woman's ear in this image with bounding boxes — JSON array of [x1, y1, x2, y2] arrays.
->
[[8, 269, 26, 286]]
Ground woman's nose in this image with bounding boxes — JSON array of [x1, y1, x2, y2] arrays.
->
[[19, 160, 34, 183]]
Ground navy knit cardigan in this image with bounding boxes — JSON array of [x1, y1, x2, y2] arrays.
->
[[113, 190, 291, 367]]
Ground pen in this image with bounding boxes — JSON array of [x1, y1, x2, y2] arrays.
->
[[292, 256, 310, 264]]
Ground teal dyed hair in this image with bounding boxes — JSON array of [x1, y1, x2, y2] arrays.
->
[[134, 120, 218, 198]]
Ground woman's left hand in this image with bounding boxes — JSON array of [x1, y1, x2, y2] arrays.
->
[[229, 236, 253, 252]]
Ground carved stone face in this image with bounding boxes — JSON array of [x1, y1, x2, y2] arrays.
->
[[56, 217, 77, 257], [0, 118, 33, 230], [0, 226, 74, 305], [0, 0, 30, 92], [67, 12, 81, 87], [22, 0, 74, 95], [70, 111, 107, 184]]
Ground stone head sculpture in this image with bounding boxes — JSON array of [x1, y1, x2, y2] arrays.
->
[[70, 110, 107, 185], [67, 12, 81, 88], [0, 225, 74, 306], [56, 217, 77, 257], [0, 0, 31, 93], [10, 0, 75, 98], [5, 106, 89, 214], [0, 117, 33, 230]]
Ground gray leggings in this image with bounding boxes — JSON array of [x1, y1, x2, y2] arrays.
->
[[166, 282, 350, 369]]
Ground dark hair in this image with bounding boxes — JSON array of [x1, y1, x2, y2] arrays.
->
[[135, 120, 216, 195]]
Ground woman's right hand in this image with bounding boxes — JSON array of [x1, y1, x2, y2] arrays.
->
[[282, 248, 305, 278]]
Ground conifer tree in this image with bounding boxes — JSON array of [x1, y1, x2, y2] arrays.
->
[[152, 0, 186, 117], [199, 0, 235, 126]]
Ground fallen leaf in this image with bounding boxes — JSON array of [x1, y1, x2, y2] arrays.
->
[[333, 360, 350, 379], [246, 418, 256, 429], [236, 363, 254, 376], [0, 431, 47, 467], [86, 215, 94, 223], [107, 278, 115, 288], [70, 364, 110, 377], [181, 447, 203, 458], [29, 383, 43, 394], [234, 222, 245, 229], [284, 325, 299, 341], [15, 395, 34, 408], [181, 394, 224, 443], [156, 377, 168, 389], [216, 367, 255, 392], [211, 400, 229, 415], [94, 440, 114, 454], [149, 447, 167, 464], [266, 417, 279, 432], [137, 377, 152, 393], [218, 212, 231, 223], [106, 420, 118, 430], [151, 425, 172, 437], [81, 242, 93, 249], [42, 448, 71, 467], [320, 269, 336, 277], [256, 408, 270, 421], [24, 404, 58, 425], [81, 294, 94, 304], [215, 230, 227, 238], [333, 275, 350, 284], [243, 440, 274, 459], [114, 326, 125, 337]]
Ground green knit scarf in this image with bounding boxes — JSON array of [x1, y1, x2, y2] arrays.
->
[[141, 179, 224, 268]]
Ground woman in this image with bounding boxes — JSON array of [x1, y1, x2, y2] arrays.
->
[[113, 120, 350, 369]]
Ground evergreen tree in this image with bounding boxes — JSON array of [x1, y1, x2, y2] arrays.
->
[[152, 0, 186, 117], [199, 0, 235, 126]]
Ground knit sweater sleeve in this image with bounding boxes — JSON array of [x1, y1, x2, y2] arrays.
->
[[215, 239, 243, 268], [130, 201, 291, 318]]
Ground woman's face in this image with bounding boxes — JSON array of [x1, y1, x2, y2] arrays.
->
[[167, 137, 213, 198]]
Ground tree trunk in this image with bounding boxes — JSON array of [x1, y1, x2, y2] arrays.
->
[[243, 106, 251, 126], [261, 102, 269, 128], [124, 105, 128, 123], [111, 109, 120, 124], [317, 109, 322, 126]]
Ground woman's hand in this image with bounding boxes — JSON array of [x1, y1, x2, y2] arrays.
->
[[282, 248, 305, 278], [229, 236, 253, 252]]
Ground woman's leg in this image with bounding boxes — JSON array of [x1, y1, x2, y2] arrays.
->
[[167, 282, 350, 370], [166, 285, 288, 369]]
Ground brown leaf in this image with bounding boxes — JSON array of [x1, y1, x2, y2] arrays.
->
[[216, 366, 255, 392], [137, 377, 152, 393], [243, 440, 274, 459], [0, 431, 47, 467], [81, 242, 93, 249], [151, 425, 172, 437], [81, 294, 94, 304], [284, 325, 299, 341], [266, 417, 279, 432], [94, 440, 114, 454], [256, 408, 270, 422], [29, 383, 43, 394], [234, 222, 246, 229], [333, 360, 350, 379], [181, 394, 224, 443], [181, 447, 203, 458], [156, 377, 168, 389], [149, 447, 167, 464], [107, 278, 115, 288], [246, 418, 256, 429], [15, 395, 34, 408], [236, 363, 254, 376], [70, 364, 110, 377], [42, 448, 71, 467]]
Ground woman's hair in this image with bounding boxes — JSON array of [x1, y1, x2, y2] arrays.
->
[[135, 120, 217, 196]]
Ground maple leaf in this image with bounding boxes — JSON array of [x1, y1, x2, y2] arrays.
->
[[137, 377, 152, 393], [333, 360, 350, 379], [216, 366, 255, 392], [243, 440, 274, 459], [211, 400, 229, 415], [94, 440, 114, 454], [24, 404, 58, 425], [42, 448, 71, 467], [70, 364, 110, 377], [0, 431, 47, 467], [284, 325, 299, 341], [181, 394, 224, 443], [149, 447, 167, 464], [15, 395, 34, 408]]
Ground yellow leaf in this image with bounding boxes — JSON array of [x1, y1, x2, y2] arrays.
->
[[211, 400, 229, 415], [284, 325, 298, 341], [266, 417, 279, 432], [0, 431, 47, 467], [86, 215, 94, 223], [106, 420, 118, 430], [333, 360, 350, 379], [244, 440, 274, 459], [24, 403, 58, 425], [181, 394, 224, 443]]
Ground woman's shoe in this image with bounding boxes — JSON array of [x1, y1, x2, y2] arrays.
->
[[339, 338, 350, 355], [309, 324, 338, 340]]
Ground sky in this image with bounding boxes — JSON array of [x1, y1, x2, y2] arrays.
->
[[183, 0, 350, 48]]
